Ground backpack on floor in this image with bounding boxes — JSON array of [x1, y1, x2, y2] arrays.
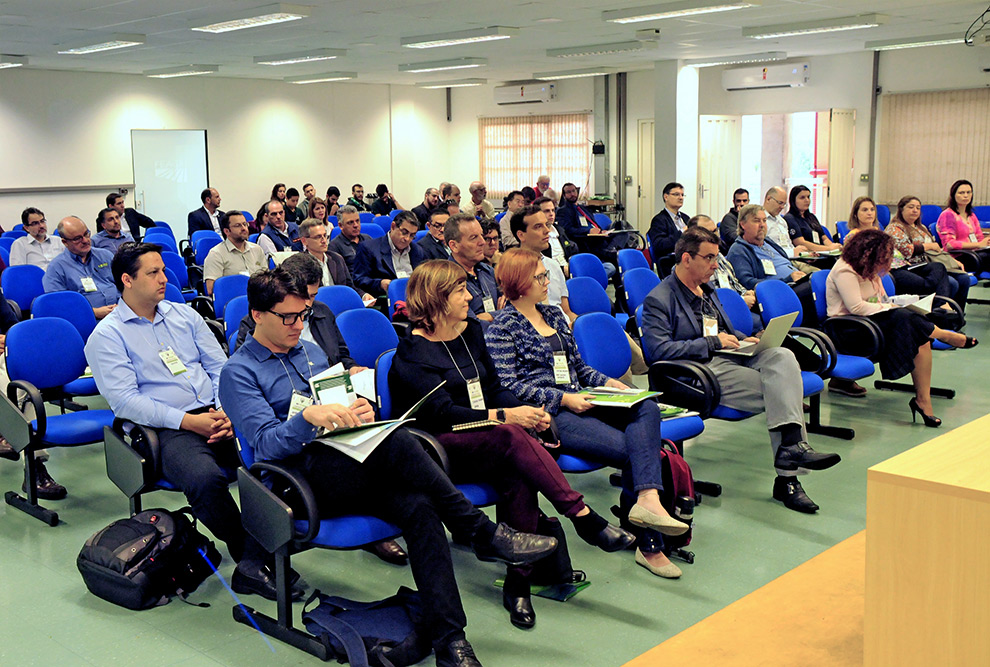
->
[[77, 507, 222, 610], [301, 586, 432, 667], [659, 439, 695, 550]]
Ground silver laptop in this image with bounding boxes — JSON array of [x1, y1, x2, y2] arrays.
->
[[714, 311, 798, 357]]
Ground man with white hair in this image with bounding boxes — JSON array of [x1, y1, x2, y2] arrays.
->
[[462, 181, 495, 220]]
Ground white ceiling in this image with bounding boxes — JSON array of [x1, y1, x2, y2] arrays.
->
[[0, 0, 986, 84]]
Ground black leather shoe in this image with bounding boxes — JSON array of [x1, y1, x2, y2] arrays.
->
[[0, 435, 19, 461], [232, 563, 304, 602], [774, 442, 841, 472], [474, 523, 557, 566], [23, 461, 67, 500], [502, 590, 536, 629], [581, 522, 637, 553], [435, 638, 482, 667], [362, 539, 408, 566], [772, 477, 819, 513]]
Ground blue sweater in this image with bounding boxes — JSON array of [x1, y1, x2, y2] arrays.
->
[[725, 236, 794, 289]]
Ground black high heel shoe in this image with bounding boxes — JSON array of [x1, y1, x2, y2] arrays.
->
[[962, 337, 979, 349], [909, 398, 941, 428]]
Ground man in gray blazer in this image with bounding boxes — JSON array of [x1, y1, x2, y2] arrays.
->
[[641, 227, 840, 514]]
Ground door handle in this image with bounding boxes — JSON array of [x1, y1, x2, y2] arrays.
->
[[638, 185, 642, 198]]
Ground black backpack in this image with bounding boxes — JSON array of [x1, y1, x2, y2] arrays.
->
[[77, 507, 222, 610]]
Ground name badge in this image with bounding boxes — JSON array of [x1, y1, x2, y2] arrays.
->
[[716, 270, 730, 290], [396, 270, 410, 279], [158, 347, 187, 375], [288, 390, 314, 421], [466, 378, 486, 411], [703, 315, 718, 337], [760, 259, 777, 275], [482, 296, 495, 313], [552, 351, 570, 384], [80, 276, 98, 292], [969, 233, 978, 243]]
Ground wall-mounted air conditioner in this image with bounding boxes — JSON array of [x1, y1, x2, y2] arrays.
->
[[722, 62, 810, 91], [494, 82, 557, 105]]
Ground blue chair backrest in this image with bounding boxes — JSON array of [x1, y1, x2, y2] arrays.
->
[[810, 270, 830, 322], [2, 265, 45, 311], [0, 237, 15, 253], [375, 349, 397, 420], [162, 266, 181, 290], [7, 318, 86, 388], [363, 224, 385, 239], [623, 267, 660, 314], [876, 205, 891, 228], [235, 428, 255, 467], [495, 211, 506, 222], [228, 329, 238, 354], [617, 248, 649, 275], [835, 221, 849, 242], [337, 309, 399, 368], [164, 284, 185, 304], [144, 231, 178, 254], [715, 287, 753, 337], [0, 246, 8, 267], [359, 212, 375, 226], [920, 205, 941, 227], [569, 253, 608, 290], [224, 295, 249, 339], [374, 216, 392, 232], [161, 251, 190, 290], [593, 213, 611, 229], [388, 209, 402, 220], [414, 230, 428, 242], [241, 210, 255, 222], [249, 233, 260, 243], [754, 279, 803, 327], [821, 226, 834, 242], [154, 221, 173, 232], [2, 230, 27, 239], [566, 277, 611, 315], [387, 277, 408, 318], [30, 291, 97, 342], [881, 273, 895, 296], [329, 227, 342, 240], [572, 312, 631, 379], [12, 224, 23, 233], [928, 222, 942, 245], [213, 274, 249, 320], [974, 205, 990, 223], [327, 215, 338, 226], [316, 285, 365, 316], [146, 225, 176, 246], [191, 230, 222, 249], [195, 236, 223, 265]]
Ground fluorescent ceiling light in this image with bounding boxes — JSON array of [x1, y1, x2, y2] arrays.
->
[[285, 72, 356, 84], [145, 65, 219, 79], [402, 26, 516, 49], [192, 4, 309, 34], [399, 57, 487, 73], [0, 55, 28, 69], [57, 34, 145, 55], [744, 14, 886, 39], [548, 41, 649, 57], [416, 78, 487, 89], [604, 1, 758, 24], [685, 50, 786, 67], [865, 34, 965, 51], [534, 67, 616, 80], [255, 48, 346, 65]]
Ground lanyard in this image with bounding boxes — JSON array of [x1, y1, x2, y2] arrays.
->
[[439, 334, 481, 384], [274, 345, 315, 393]]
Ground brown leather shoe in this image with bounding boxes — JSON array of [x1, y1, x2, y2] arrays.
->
[[0, 435, 19, 461], [23, 461, 67, 500], [362, 539, 408, 566]]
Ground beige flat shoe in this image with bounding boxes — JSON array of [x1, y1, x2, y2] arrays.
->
[[627, 503, 689, 536], [635, 548, 682, 579]]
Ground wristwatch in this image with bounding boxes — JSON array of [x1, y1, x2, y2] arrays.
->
[[496, 408, 505, 423]]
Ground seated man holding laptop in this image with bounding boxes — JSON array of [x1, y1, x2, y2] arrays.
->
[[641, 227, 841, 514]]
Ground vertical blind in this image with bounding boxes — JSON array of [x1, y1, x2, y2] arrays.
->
[[479, 113, 592, 200], [878, 88, 990, 205]]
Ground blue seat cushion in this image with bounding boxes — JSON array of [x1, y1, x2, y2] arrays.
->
[[457, 482, 498, 507], [661, 415, 704, 442], [614, 313, 630, 329], [298, 515, 401, 549], [34, 409, 115, 446], [801, 371, 825, 397], [152, 467, 236, 493], [712, 405, 755, 421], [556, 454, 606, 473], [63, 376, 99, 396], [832, 354, 875, 381]]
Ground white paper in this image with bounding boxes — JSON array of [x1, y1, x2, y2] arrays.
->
[[350, 368, 377, 401]]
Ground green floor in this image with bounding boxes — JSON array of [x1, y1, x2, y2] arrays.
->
[[3, 301, 990, 666]]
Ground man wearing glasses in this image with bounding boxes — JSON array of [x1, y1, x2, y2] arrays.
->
[[298, 219, 372, 303], [462, 181, 494, 220], [480, 219, 501, 267], [85, 243, 282, 600], [647, 182, 691, 259], [10, 207, 62, 270], [352, 210, 425, 297], [202, 211, 268, 295], [762, 186, 817, 275], [42, 216, 118, 319], [417, 209, 451, 261], [642, 227, 841, 515]]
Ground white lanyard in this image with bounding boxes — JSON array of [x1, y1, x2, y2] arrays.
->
[[550, 331, 571, 385], [276, 346, 316, 419], [440, 334, 485, 410]]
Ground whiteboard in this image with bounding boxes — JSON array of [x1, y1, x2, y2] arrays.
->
[[131, 129, 208, 229]]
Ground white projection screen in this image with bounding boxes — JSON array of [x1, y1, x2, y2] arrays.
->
[[131, 129, 208, 229]]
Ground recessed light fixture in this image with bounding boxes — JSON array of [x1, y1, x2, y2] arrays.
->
[[534, 67, 616, 80], [401, 26, 516, 49], [57, 34, 145, 55], [547, 41, 650, 57], [285, 72, 356, 84], [684, 51, 786, 67], [416, 78, 487, 89], [255, 48, 346, 65], [603, 1, 758, 24], [145, 65, 219, 79], [865, 34, 964, 51], [192, 4, 309, 34], [744, 14, 886, 39], [0, 54, 28, 69], [399, 57, 487, 73]]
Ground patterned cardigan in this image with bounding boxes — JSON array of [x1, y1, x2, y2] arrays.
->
[[486, 302, 608, 415]]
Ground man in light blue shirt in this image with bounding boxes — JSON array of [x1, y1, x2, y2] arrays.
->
[[91, 207, 134, 253], [84, 242, 285, 601], [42, 216, 118, 319]]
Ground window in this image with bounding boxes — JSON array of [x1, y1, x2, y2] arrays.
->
[[479, 113, 592, 201]]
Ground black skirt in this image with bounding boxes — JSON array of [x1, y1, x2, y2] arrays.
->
[[868, 308, 935, 380]]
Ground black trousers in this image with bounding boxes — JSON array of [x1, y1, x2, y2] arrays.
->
[[891, 264, 969, 310], [298, 429, 489, 647]]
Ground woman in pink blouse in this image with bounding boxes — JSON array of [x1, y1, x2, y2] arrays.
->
[[936, 180, 990, 272], [825, 229, 976, 427]]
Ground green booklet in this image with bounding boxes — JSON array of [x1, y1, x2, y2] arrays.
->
[[493, 577, 591, 602], [579, 388, 661, 407]]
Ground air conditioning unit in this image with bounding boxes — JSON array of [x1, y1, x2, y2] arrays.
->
[[722, 62, 809, 91], [494, 82, 557, 105]]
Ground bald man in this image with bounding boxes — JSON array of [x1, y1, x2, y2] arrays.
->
[[42, 216, 118, 319]]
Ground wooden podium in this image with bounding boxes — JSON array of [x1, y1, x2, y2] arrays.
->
[[866, 415, 990, 666]]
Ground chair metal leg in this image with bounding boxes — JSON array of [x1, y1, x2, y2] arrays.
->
[[874, 380, 955, 399], [4, 449, 59, 526], [806, 394, 855, 440]]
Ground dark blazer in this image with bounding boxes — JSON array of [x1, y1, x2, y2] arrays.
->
[[411, 203, 431, 228], [719, 210, 738, 254], [124, 208, 155, 240], [556, 200, 598, 238], [725, 237, 794, 290], [352, 235, 426, 296], [312, 250, 367, 298], [417, 233, 449, 261], [236, 300, 356, 367], [187, 207, 222, 238], [640, 274, 744, 365], [647, 209, 691, 259]]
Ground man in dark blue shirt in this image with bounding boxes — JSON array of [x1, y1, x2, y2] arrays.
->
[[445, 213, 500, 324]]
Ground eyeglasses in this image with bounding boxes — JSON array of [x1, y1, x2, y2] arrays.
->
[[307, 234, 328, 241], [768, 196, 785, 205], [534, 272, 550, 286], [25, 218, 46, 227], [483, 235, 499, 244], [691, 252, 719, 265], [267, 306, 312, 326], [394, 227, 417, 239], [63, 229, 91, 243]]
